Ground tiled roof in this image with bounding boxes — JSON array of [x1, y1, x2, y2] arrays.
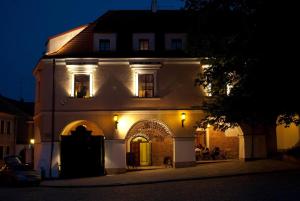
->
[[0, 95, 34, 117], [46, 10, 195, 58]]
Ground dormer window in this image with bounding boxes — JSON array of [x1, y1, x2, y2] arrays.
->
[[171, 39, 183, 50], [93, 33, 116, 52], [133, 33, 155, 51], [139, 39, 150, 51], [99, 39, 110, 51], [165, 33, 186, 50]]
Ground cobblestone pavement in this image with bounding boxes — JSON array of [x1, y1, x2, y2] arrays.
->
[[41, 159, 300, 187]]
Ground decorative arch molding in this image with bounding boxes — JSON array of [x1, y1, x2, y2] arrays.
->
[[60, 120, 104, 136], [126, 119, 174, 141]]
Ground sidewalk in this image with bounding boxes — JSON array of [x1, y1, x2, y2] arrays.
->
[[41, 159, 300, 188]]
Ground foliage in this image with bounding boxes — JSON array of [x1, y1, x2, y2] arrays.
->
[[183, 0, 299, 130]]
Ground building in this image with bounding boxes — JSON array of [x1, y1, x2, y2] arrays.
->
[[0, 95, 34, 163], [33, 8, 274, 178]]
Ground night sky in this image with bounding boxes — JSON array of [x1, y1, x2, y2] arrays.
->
[[0, 0, 183, 101]]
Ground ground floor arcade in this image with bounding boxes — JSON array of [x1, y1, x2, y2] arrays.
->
[[33, 110, 272, 178]]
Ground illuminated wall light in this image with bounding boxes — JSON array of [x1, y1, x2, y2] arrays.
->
[[30, 138, 35, 145], [114, 115, 119, 129], [181, 113, 186, 127]]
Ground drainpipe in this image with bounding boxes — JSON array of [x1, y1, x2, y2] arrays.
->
[[49, 58, 56, 178]]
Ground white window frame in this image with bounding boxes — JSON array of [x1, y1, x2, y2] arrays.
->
[[67, 63, 97, 98], [130, 64, 161, 97]]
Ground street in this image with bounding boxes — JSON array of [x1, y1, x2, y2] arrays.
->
[[1, 170, 299, 201]]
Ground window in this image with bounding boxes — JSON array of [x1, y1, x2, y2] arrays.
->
[[138, 74, 154, 97], [99, 39, 110, 51], [139, 39, 149, 51], [74, 74, 90, 98], [93, 33, 116, 51], [6, 121, 11, 135], [0, 120, 4, 134], [171, 39, 182, 50]]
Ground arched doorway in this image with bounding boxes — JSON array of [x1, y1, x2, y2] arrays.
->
[[60, 121, 105, 178], [126, 120, 173, 167], [130, 136, 151, 166]]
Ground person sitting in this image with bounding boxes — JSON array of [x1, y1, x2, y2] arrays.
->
[[202, 147, 210, 160], [211, 147, 221, 160]]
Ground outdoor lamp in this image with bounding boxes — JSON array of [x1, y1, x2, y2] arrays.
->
[[114, 115, 119, 129], [30, 138, 35, 145], [181, 113, 186, 127]]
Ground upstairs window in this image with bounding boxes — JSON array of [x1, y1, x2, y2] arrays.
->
[[171, 39, 183, 50], [138, 74, 154, 97], [99, 39, 111, 51], [139, 39, 150, 51], [74, 74, 90, 98]]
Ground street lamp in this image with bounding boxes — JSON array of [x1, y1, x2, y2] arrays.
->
[[30, 138, 35, 169]]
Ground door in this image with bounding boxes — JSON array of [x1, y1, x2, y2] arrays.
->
[[140, 142, 151, 166], [130, 142, 140, 166], [60, 125, 105, 178]]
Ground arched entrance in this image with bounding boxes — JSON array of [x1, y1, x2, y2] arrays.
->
[[60, 121, 105, 178], [194, 126, 241, 160], [126, 120, 173, 167]]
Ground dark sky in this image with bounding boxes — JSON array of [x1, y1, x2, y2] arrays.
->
[[0, 0, 183, 101]]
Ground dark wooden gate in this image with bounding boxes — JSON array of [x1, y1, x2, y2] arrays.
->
[[60, 125, 105, 178], [130, 142, 140, 166]]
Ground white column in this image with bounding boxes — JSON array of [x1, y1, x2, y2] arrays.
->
[[173, 137, 196, 168], [34, 141, 60, 178], [105, 139, 126, 174]]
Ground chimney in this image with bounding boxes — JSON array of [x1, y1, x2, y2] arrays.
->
[[151, 0, 157, 13]]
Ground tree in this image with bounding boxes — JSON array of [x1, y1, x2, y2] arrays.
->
[[183, 0, 299, 155]]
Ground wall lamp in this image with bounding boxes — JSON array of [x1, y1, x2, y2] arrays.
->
[[114, 115, 119, 129], [30, 138, 35, 145], [181, 113, 186, 127]]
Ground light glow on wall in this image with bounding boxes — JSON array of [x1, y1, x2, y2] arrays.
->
[[70, 74, 75, 97], [134, 72, 139, 96]]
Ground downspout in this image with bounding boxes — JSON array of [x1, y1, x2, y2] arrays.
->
[[49, 58, 56, 178]]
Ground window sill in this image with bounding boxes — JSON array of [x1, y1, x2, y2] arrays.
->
[[131, 97, 161, 101], [68, 96, 94, 99]]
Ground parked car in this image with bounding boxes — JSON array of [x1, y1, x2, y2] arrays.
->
[[0, 155, 41, 186]]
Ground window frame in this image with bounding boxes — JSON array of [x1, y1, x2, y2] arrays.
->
[[171, 38, 183, 50], [99, 39, 111, 51], [73, 74, 91, 98], [131, 64, 161, 98], [139, 39, 150, 51]]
